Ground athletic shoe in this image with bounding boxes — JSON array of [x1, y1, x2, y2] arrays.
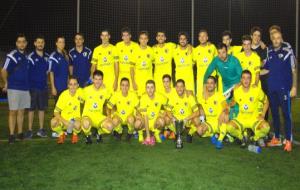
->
[[169, 132, 176, 140], [17, 133, 24, 140], [215, 140, 223, 149], [126, 134, 133, 142], [186, 134, 193, 143], [257, 138, 266, 147], [52, 132, 59, 138], [96, 133, 103, 143], [240, 136, 248, 148], [113, 131, 122, 141], [24, 130, 33, 139], [85, 135, 92, 144], [37, 129, 47, 138], [267, 137, 282, 147], [142, 137, 151, 145], [210, 135, 218, 145], [149, 136, 156, 146], [226, 134, 235, 143], [283, 140, 292, 152], [163, 130, 170, 139], [8, 135, 15, 144], [71, 134, 79, 144], [57, 134, 65, 144]]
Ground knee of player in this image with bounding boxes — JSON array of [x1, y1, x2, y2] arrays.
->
[[81, 118, 91, 129], [192, 117, 200, 126], [112, 117, 120, 126], [127, 116, 135, 125], [164, 116, 171, 125], [134, 119, 143, 130], [104, 121, 114, 131], [156, 117, 165, 128], [74, 120, 81, 130], [50, 117, 59, 128]]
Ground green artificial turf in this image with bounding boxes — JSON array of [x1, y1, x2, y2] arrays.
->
[[0, 99, 299, 190]]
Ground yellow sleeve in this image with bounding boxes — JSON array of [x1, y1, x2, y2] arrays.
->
[[258, 88, 266, 103], [54, 92, 65, 113], [107, 93, 116, 109], [112, 46, 119, 61], [91, 47, 98, 65], [212, 44, 218, 57], [138, 96, 147, 113], [254, 55, 261, 73]]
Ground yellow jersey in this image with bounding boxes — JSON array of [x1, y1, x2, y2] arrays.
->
[[115, 41, 138, 75], [138, 93, 168, 120], [228, 46, 242, 56], [168, 93, 198, 120], [198, 92, 226, 121], [54, 88, 83, 120]]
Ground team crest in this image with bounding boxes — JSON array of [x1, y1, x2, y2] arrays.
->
[[151, 112, 155, 117], [249, 97, 254, 102], [121, 50, 123, 53], [73, 106, 77, 110], [147, 54, 150, 58], [155, 102, 159, 107], [44, 57, 48, 61], [127, 101, 130, 105], [35, 58, 39, 62], [160, 57, 164, 62], [124, 55, 128, 61], [99, 95, 103, 99], [208, 49, 211, 54], [214, 101, 217, 105], [184, 102, 188, 106], [278, 53, 284, 58], [180, 58, 184, 63], [108, 51, 111, 55], [243, 104, 248, 110], [130, 49, 133, 53], [103, 57, 107, 62], [209, 107, 213, 113], [165, 49, 168, 53], [83, 52, 87, 57], [93, 103, 98, 109], [138, 56, 141, 59], [141, 61, 146, 67], [121, 110, 126, 115], [18, 57, 21, 61], [185, 52, 188, 56], [180, 109, 185, 115], [203, 57, 208, 63], [155, 51, 158, 54], [248, 61, 252, 66]]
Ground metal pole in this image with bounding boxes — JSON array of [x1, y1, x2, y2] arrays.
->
[[228, 0, 231, 30], [137, 0, 141, 34], [191, 0, 195, 45], [296, 0, 299, 57], [76, 0, 80, 32]]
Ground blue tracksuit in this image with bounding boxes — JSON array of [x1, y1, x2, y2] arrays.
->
[[264, 45, 295, 141]]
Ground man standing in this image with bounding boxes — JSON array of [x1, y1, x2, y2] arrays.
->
[[265, 31, 297, 152], [25, 35, 49, 138], [69, 33, 92, 87], [1, 34, 31, 143]]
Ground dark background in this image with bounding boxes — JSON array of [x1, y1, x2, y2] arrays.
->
[[0, 0, 298, 56]]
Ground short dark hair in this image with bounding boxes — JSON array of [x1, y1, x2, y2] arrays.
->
[[156, 30, 166, 36], [242, 35, 252, 42], [74, 32, 84, 39], [176, 79, 185, 86], [16, 33, 26, 41], [146, 80, 155, 87], [120, 77, 129, 84], [222, 30, 232, 39], [121, 27, 131, 35], [207, 76, 217, 83], [56, 35, 65, 42], [199, 29, 208, 35], [178, 32, 189, 41], [241, 69, 252, 77], [93, 70, 104, 78], [250, 26, 262, 36], [217, 43, 227, 51], [162, 74, 172, 81], [34, 34, 45, 41], [101, 29, 111, 35], [269, 25, 281, 33], [68, 76, 78, 83], [139, 31, 149, 38]]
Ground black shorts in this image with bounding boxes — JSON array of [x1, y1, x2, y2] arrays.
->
[[29, 89, 48, 111]]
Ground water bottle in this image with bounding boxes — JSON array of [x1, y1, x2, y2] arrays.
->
[[247, 145, 262, 154], [67, 119, 75, 134], [133, 130, 139, 139]]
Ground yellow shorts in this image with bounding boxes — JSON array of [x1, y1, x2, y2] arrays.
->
[[201, 119, 219, 137], [82, 113, 106, 128], [232, 117, 263, 131]]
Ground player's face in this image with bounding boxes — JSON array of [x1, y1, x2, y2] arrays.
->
[[206, 79, 216, 92], [269, 29, 278, 39], [68, 79, 79, 94], [217, 47, 228, 61], [101, 31, 110, 44], [179, 35, 188, 47], [146, 83, 155, 97], [198, 32, 208, 44], [93, 75, 103, 89], [122, 32, 131, 43], [156, 32, 166, 44], [139, 34, 148, 46], [175, 82, 185, 96], [251, 31, 261, 45], [34, 38, 45, 51], [222, 35, 232, 47], [74, 35, 84, 47], [163, 77, 171, 89], [120, 80, 129, 93], [242, 40, 251, 53], [16, 37, 27, 51], [241, 73, 251, 88], [271, 32, 283, 48], [56, 38, 65, 50]]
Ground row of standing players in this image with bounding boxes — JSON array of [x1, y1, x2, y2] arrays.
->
[[2, 26, 297, 152]]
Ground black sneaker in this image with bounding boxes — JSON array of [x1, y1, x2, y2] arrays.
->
[[240, 136, 248, 148], [85, 135, 92, 144], [8, 135, 15, 144], [24, 130, 33, 139], [113, 131, 122, 141], [96, 133, 103, 143], [37, 128, 47, 138], [186, 134, 193, 143], [126, 133, 133, 142], [17, 133, 24, 140]]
